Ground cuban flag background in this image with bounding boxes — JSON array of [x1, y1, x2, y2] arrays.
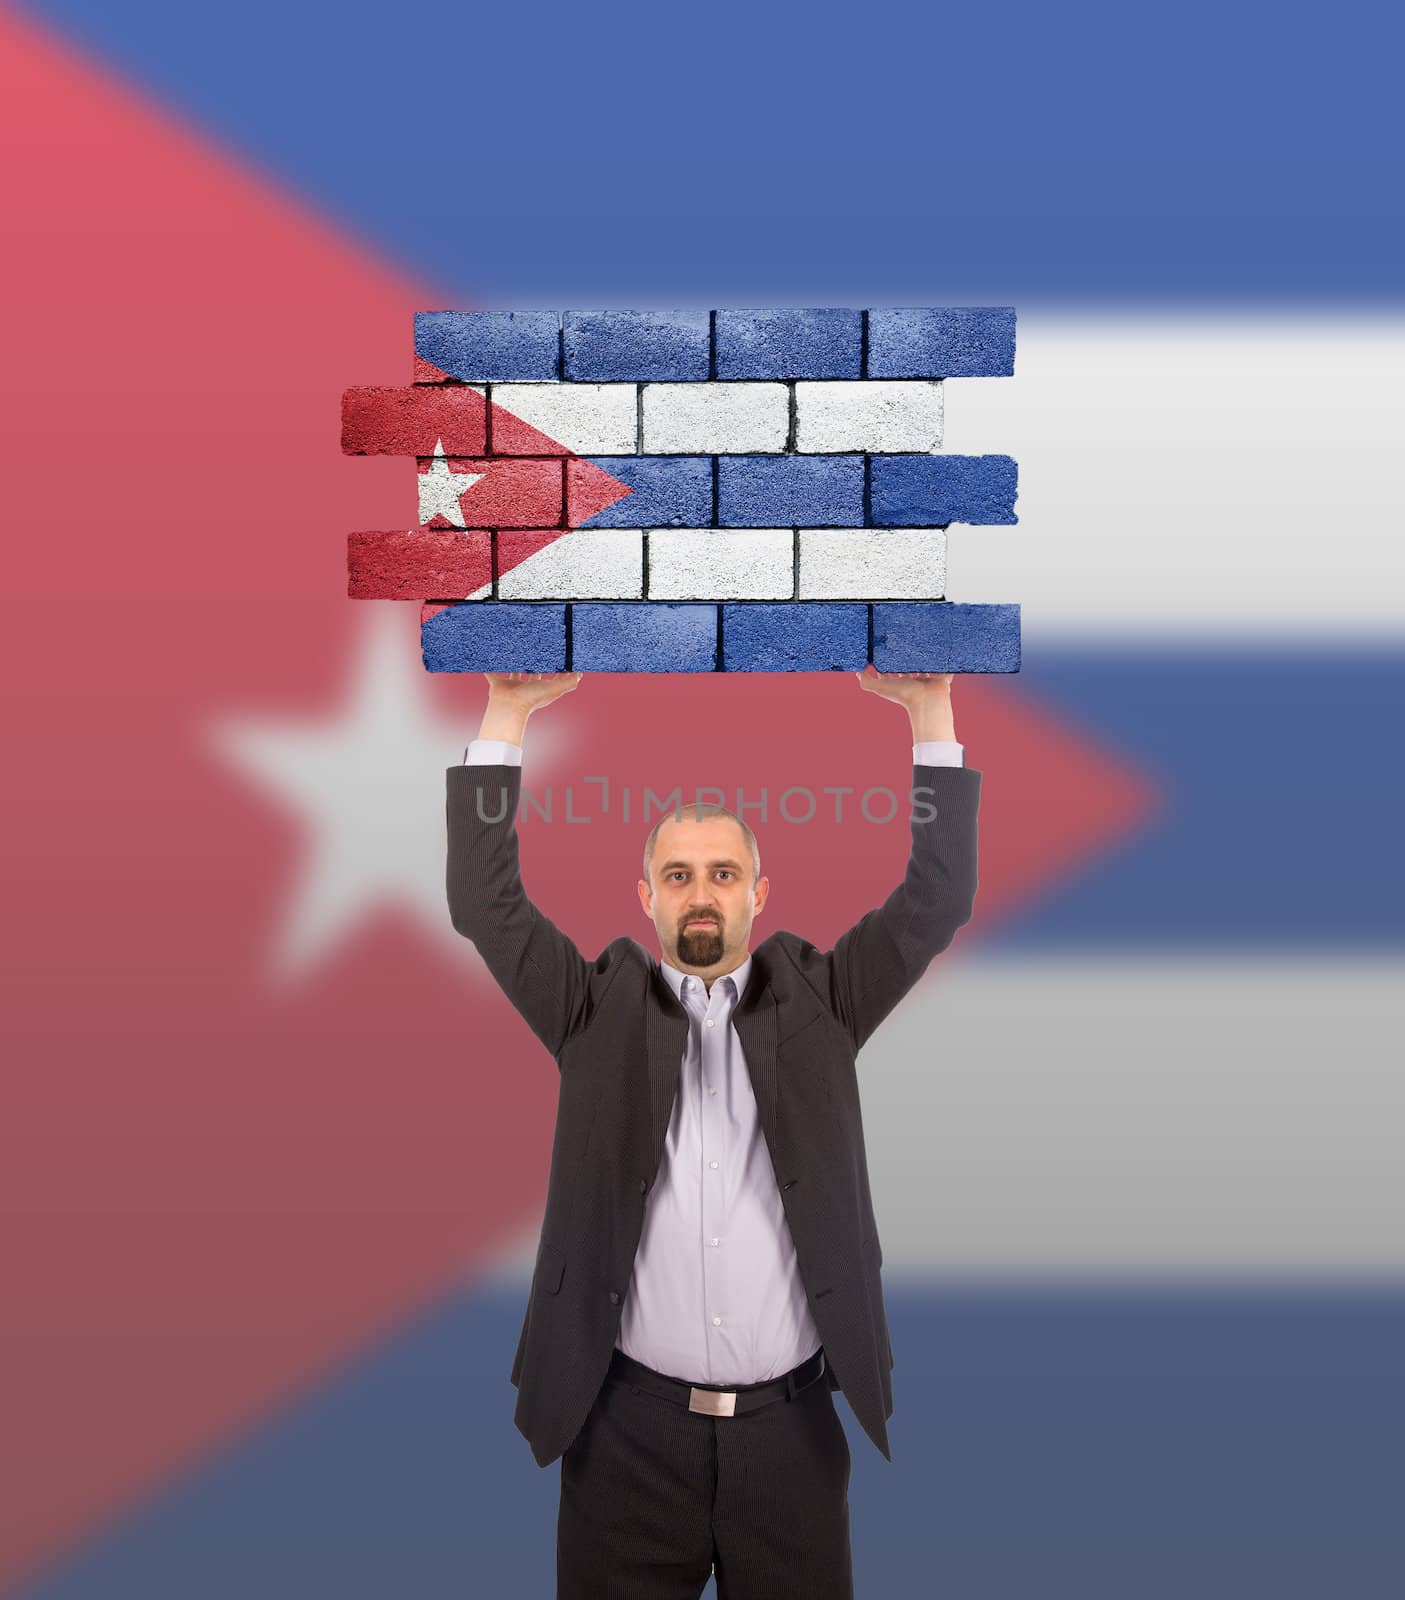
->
[[2, 2, 1400, 1597]]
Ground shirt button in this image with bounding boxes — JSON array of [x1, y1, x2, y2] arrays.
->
[[710, 1237, 720, 1247], [709, 1160, 719, 1169], [709, 1088, 717, 1096], [609, 1291, 620, 1305], [712, 1316, 722, 1326], [705, 1019, 715, 1028]]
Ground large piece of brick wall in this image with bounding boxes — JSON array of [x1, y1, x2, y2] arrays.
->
[[342, 307, 1021, 672]]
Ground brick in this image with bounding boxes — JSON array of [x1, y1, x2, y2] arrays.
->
[[341, 386, 487, 455], [491, 383, 636, 455], [641, 383, 788, 453], [570, 603, 716, 671], [563, 310, 710, 381], [418, 458, 562, 528], [866, 308, 1016, 378], [713, 308, 862, 379], [871, 602, 1021, 672], [414, 311, 560, 381], [869, 455, 1018, 525], [569, 456, 712, 528], [717, 456, 864, 527], [421, 602, 567, 671], [798, 529, 947, 599], [497, 529, 643, 599], [646, 529, 794, 599], [722, 603, 869, 670], [348, 528, 491, 600], [793, 381, 943, 453]]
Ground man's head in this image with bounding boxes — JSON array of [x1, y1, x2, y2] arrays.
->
[[638, 802, 769, 977]]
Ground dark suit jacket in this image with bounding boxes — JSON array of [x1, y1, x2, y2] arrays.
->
[[446, 758, 981, 1466]]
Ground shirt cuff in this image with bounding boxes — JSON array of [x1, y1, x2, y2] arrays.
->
[[464, 738, 523, 766], [913, 740, 964, 767]]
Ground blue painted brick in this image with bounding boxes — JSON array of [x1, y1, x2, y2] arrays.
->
[[575, 457, 713, 528], [571, 602, 716, 671], [869, 455, 1018, 525], [421, 603, 566, 671], [871, 602, 1021, 672], [563, 311, 710, 382], [718, 456, 864, 527], [714, 308, 862, 380], [414, 311, 560, 382], [866, 308, 1016, 378], [722, 603, 868, 670]]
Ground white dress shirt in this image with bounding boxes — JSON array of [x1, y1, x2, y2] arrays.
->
[[462, 732, 964, 1382]]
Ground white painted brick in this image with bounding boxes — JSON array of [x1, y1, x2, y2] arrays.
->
[[647, 528, 794, 599], [794, 380, 944, 453], [497, 529, 644, 598], [642, 383, 788, 453], [492, 382, 637, 454], [797, 528, 947, 598]]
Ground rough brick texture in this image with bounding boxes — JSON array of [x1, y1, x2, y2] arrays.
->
[[646, 529, 794, 599], [497, 529, 643, 599], [414, 311, 561, 382], [869, 455, 1019, 525], [717, 456, 864, 526], [570, 457, 712, 528], [721, 603, 869, 670], [419, 458, 562, 528], [871, 602, 1021, 671], [564, 311, 710, 381], [348, 528, 490, 600], [714, 309, 862, 379], [492, 383, 636, 456], [642, 382, 788, 454], [866, 308, 1016, 377], [571, 602, 716, 671], [798, 528, 947, 599], [421, 602, 567, 671], [794, 381, 943, 453]]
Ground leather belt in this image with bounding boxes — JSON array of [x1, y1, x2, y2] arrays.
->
[[607, 1345, 827, 1417]]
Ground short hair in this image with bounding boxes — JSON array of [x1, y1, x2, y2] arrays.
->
[[642, 802, 761, 887]]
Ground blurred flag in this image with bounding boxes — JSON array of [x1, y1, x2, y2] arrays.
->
[[3, 2, 1400, 1598]]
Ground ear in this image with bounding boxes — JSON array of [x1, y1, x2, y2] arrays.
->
[[637, 877, 653, 919], [752, 874, 769, 917]]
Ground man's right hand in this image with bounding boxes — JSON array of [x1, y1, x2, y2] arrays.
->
[[477, 671, 584, 743]]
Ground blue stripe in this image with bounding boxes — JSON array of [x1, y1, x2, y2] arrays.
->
[[23, 1282, 1403, 1598], [21, 0, 1400, 302]]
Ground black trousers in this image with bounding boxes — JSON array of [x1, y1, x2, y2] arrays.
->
[[557, 1348, 853, 1598]]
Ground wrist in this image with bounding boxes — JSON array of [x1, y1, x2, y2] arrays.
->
[[909, 697, 956, 743], [478, 698, 529, 744]]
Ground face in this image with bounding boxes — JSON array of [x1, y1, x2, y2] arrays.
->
[[637, 813, 769, 976]]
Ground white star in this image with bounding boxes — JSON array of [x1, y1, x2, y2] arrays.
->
[[417, 437, 485, 527], [205, 605, 572, 984]]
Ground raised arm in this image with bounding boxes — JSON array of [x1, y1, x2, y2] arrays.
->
[[826, 667, 981, 1051], [446, 670, 591, 1061]]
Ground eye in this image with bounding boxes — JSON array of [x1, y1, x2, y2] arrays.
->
[[717, 870, 734, 880]]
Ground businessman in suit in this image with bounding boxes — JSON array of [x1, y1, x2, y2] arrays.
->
[[447, 665, 981, 1599]]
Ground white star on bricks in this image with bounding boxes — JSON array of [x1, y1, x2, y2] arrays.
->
[[205, 605, 573, 983], [417, 438, 485, 527]]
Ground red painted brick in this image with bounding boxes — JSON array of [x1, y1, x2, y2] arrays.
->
[[347, 529, 490, 599], [340, 385, 487, 454], [565, 457, 639, 524], [419, 458, 562, 528]]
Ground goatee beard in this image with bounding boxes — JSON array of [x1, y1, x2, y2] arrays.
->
[[678, 924, 723, 965]]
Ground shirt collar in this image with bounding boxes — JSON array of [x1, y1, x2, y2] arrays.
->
[[659, 950, 752, 1005]]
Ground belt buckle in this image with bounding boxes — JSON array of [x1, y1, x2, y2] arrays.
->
[[688, 1385, 737, 1417]]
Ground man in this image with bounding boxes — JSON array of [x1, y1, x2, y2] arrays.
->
[[447, 665, 981, 1598]]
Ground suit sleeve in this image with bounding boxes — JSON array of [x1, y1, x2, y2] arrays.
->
[[446, 761, 591, 1062], [827, 762, 981, 1053]]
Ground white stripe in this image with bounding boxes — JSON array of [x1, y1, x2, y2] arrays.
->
[[479, 953, 1405, 1284], [646, 528, 794, 598], [491, 382, 636, 454], [795, 380, 943, 452], [798, 528, 947, 598], [642, 382, 788, 453], [496, 528, 643, 599], [939, 312, 1405, 640]]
